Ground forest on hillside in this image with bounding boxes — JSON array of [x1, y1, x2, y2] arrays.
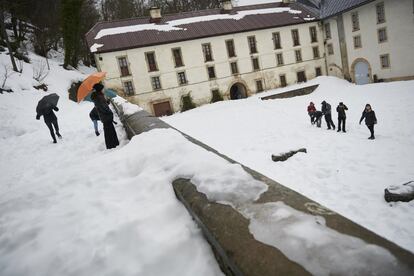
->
[[0, 0, 223, 71]]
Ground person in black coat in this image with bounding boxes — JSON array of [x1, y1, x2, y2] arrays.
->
[[36, 105, 62, 143], [91, 83, 119, 149], [89, 107, 100, 136], [359, 104, 377, 139], [313, 110, 323, 128], [321, 101, 335, 130], [336, 102, 348, 133]]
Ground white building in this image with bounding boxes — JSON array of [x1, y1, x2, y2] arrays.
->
[[322, 0, 414, 84], [86, 0, 414, 116]]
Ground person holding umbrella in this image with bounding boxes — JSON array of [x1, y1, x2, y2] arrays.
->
[[91, 83, 119, 149], [36, 93, 62, 143]]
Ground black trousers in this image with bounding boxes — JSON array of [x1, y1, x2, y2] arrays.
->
[[367, 125, 375, 137], [103, 121, 119, 149], [324, 114, 335, 129], [45, 119, 59, 141], [338, 117, 346, 131]]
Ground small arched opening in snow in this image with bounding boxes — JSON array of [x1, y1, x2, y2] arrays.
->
[[229, 82, 248, 100]]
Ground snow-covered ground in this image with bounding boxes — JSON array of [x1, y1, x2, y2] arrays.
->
[[0, 53, 225, 275], [1, 48, 413, 275], [164, 77, 414, 254]]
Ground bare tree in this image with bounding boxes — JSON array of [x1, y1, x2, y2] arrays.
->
[[1, 63, 14, 88], [32, 59, 49, 83], [0, 5, 18, 72]]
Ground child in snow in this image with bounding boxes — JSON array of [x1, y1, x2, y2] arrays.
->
[[36, 105, 62, 143], [359, 104, 377, 139], [336, 102, 348, 132], [89, 107, 100, 136], [313, 110, 323, 128], [307, 102, 316, 124]]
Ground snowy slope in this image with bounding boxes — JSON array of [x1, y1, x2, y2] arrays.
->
[[0, 53, 225, 275], [164, 77, 414, 253]]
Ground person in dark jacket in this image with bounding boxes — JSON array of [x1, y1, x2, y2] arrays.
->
[[89, 107, 100, 136], [91, 83, 119, 149], [321, 101, 335, 130], [313, 110, 323, 128], [359, 104, 377, 139], [336, 102, 348, 133], [307, 102, 316, 124], [36, 105, 62, 143]]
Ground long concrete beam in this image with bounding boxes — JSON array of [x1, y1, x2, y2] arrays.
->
[[112, 101, 414, 275]]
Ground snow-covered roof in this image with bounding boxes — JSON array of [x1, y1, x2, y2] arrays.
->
[[86, 2, 318, 54]]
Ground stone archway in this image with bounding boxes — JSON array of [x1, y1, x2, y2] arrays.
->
[[229, 82, 248, 100], [351, 58, 372, 85]]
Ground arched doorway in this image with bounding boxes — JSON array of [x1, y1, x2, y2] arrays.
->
[[229, 83, 247, 100], [352, 59, 371, 85]]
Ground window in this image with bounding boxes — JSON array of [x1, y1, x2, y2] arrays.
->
[[123, 81, 134, 96], [309, 26, 318, 43], [117, 56, 130, 76], [313, 46, 320, 59], [256, 80, 264, 92], [325, 23, 331, 39], [248, 36, 257, 54], [297, 71, 307, 83], [207, 66, 216, 79], [376, 2, 386, 24], [273, 32, 282, 49], [177, 71, 187, 85], [353, 35, 362, 48], [151, 76, 162, 90], [226, 40, 236, 58], [252, 57, 260, 71], [380, 54, 390, 68], [172, 48, 184, 67], [230, 62, 239, 75], [351, 12, 360, 31], [327, 43, 334, 55], [291, 29, 300, 46], [378, 28, 387, 43], [202, 43, 213, 62], [145, 52, 158, 72], [315, 67, 322, 77], [276, 53, 284, 66], [280, 74, 287, 87], [295, 49, 302, 62]]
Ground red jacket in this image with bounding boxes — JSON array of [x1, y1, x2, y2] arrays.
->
[[307, 104, 316, 113]]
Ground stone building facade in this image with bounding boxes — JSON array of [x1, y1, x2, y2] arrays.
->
[[86, 0, 414, 116]]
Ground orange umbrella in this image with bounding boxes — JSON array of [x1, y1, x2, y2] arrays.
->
[[77, 72, 107, 102]]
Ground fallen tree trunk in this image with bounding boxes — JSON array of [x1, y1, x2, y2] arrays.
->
[[271, 148, 307, 162]]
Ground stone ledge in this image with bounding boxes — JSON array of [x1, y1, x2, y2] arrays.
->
[[112, 99, 414, 276]]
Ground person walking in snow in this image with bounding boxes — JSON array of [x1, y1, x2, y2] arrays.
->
[[307, 102, 316, 124], [336, 102, 348, 132], [36, 105, 62, 143], [89, 107, 100, 136], [321, 101, 335, 130], [91, 83, 119, 149], [359, 104, 377, 139], [313, 110, 323, 128]]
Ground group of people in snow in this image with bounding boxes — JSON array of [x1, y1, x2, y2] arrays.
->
[[36, 83, 119, 149], [307, 101, 377, 139]]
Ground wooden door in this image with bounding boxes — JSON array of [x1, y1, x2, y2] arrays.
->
[[153, 101, 172, 117]]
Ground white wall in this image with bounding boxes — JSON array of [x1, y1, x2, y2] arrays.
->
[[324, 0, 414, 82], [95, 21, 325, 114], [323, 18, 344, 78]]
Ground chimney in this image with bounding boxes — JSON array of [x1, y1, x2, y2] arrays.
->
[[221, 0, 233, 13], [149, 7, 161, 23]]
